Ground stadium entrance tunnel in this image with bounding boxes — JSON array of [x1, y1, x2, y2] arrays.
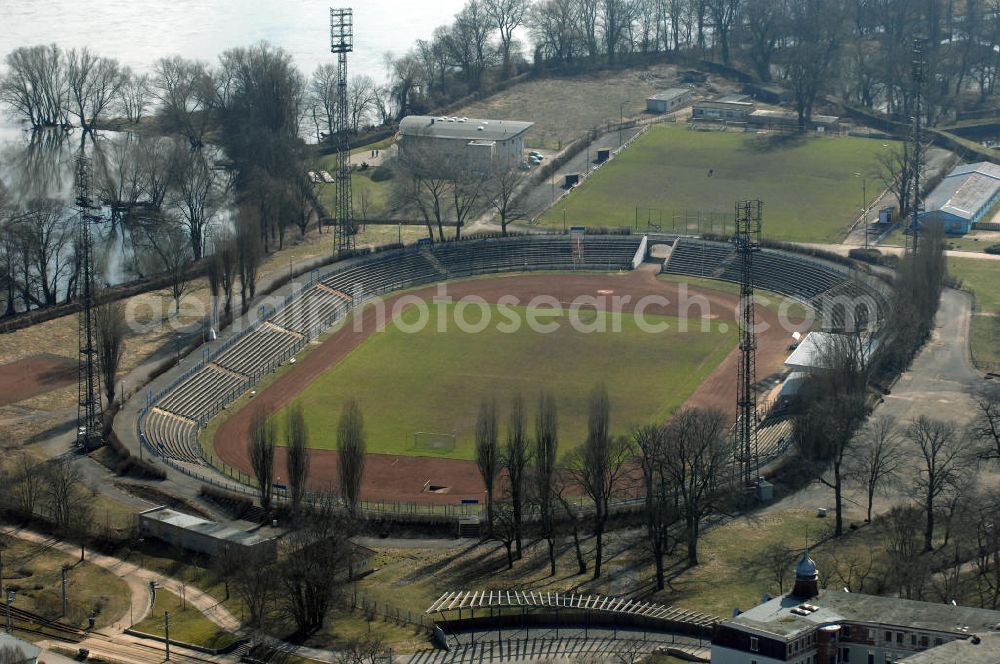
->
[[423, 482, 450, 494]]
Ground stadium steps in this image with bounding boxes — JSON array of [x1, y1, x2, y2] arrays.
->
[[214, 326, 301, 378], [270, 287, 351, 337], [757, 415, 793, 463], [208, 363, 246, 380], [317, 283, 353, 301], [263, 320, 303, 339], [420, 246, 452, 278]]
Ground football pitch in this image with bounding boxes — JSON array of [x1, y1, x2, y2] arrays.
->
[[539, 125, 897, 243], [273, 302, 738, 460]]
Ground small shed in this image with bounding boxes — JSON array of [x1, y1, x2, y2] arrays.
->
[[646, 88, 693, 114], [692, 94, 755, 123]]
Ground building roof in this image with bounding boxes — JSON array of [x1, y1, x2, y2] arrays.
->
[[400, 115, 533, 142], [899, 631, 1000, 663], [726, 590, 1000, 641], [784, 331, 877, 372], [648, 88, 691, 102], [923, 162, 1000, 221], [139, 506, 272, 547], [697, 94, 754, 106], [749, 109, 839, 124]]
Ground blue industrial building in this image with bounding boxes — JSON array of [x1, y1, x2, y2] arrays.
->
[[919, 161, 1000, 235]]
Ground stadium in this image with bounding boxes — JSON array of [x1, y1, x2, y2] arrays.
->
[[124, 232, 889, 511]]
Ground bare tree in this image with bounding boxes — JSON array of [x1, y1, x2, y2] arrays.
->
[[336, 632, 387, 664], [908, 416, 978, 551], [308, 63, 338, 141], [170, 146, 220, 260], [236, 214, 261, 314], [568, 383, 632, 579], [504, 392, 529, 559], [286, 403, 311, 516], [742, 0, 785, 80], [347, 75, 377, 133], [11, 453, 44, 517], [138, 220, 193, 314], [848, 415, 902, 523], [708, 0, 742, 65], [249, 408, 276, 512], [208, 228, 238, 320], [554, 468, 587, 574], [882, 505, 929, 599], [116, 67, 151, 123], [485, 0, 530, 78], [0, 44, 67, 128], [756, 543, 796, 595], [634, 423, 674, 591], [281, 493, 352, 633], [151, 56, 216, 148], [44, 459, 86, 530], [338, 399, 367, 518], [65, 48, 125, 131], [792, 332, 871, 537], [476, 397, 500, 535], [533, 391, 559, 575], [230, 546, 277, 630], [972, 387, 1000, 463], [784, 0, 844, 130], [393, 146, 452, 241], [487, 168, 524, 236], [94, 295, 127, 406], [493, 500, 519, 569], [661, 408, 730, 566]]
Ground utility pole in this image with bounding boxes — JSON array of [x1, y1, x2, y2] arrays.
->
[[164, 610, 170, 660], [6, 590, 15, 634], [61, 566, 69, 616], [909, 38, 925, 254]]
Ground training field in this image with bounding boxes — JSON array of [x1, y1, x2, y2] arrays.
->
[[273, 302, 736, 461], [540, 125, 896, 243]]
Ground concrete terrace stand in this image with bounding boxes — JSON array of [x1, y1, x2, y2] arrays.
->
[[115, 232, 889, 518]]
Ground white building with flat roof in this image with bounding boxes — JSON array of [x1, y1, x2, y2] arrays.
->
[[398, 115, 533, 172]]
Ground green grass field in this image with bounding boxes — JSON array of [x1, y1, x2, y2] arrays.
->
[[949, 256, 1000, 369], [274, 302, 737, 460], [133, 589, 239, 650], [540, 125, 897, 243]]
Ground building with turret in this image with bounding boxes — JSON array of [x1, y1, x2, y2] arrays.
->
[[711, 552, 1000, 664]]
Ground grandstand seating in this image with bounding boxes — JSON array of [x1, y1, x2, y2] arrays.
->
[[428, 235, 642, 276], [214, 325, 300, 378], [156, 365, 247, 423], [269, 287, 350, 337], [663, 239, 887, 325], [142, 408, 201, 463]]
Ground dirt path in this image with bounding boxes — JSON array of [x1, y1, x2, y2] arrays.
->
[[213, 269, 794, 505]]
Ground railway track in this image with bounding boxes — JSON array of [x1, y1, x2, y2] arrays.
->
[[4, 604, 87, 642]]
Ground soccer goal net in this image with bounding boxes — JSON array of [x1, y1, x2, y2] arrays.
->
[[411, 431, 457, 452]]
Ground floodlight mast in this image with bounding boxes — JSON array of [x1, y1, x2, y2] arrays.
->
[[75, 154, 104, 451], [330, 8, 355, 255], [733, 200, 762, 490]]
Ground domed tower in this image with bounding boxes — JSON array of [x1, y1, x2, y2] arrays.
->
[[792, 550, 819, 599]]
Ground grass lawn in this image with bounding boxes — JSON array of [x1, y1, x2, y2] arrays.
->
[[539, 125, 898, 243], [274, 301, 737, 460], [454, 64, 694, 150], [0, 537, 130, 631], [133, 588, 239, 650], [949, 257, 1000, 369]]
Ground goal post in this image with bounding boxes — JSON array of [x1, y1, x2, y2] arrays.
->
[[410, 431, 457, 453]]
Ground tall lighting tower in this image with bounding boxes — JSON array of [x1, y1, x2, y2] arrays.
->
[[733, 200, 762, 490], [909, 38, 925, 253], [75, 154, 103, 450], [330, 7, 355, 255]]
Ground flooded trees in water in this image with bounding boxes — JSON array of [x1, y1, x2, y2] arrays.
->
[[0, 44, 68, 129]]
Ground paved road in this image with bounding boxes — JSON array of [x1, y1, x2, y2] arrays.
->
[[799, 242, 1000, 262], [517, 127, 644, 223]]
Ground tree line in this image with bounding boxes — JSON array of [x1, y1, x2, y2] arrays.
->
[[388, 0, 1000, 128]]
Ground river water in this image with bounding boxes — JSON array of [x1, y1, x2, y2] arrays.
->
[[1, 0, 468, 81], [0, 1, 469, 290]]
